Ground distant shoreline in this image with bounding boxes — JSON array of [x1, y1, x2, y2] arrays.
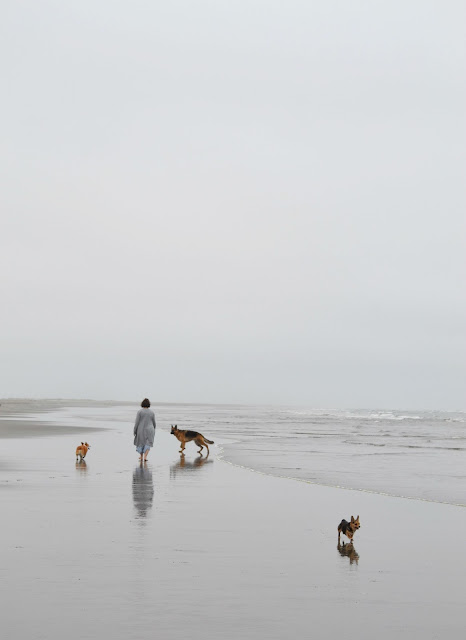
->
[[2, 397, 463, 412], [0, 419, 102, 439], [0, 398, 118, 439]]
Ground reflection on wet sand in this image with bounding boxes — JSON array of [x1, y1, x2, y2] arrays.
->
[[75, 460, 87, 473], [337, 542, 359, 565], [170, 454, 213, 479], [132, 462, 154, 519]]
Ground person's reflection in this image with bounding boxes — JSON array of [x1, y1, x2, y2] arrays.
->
[[337, 542, 359, 565], [132, 462, 154, 520]]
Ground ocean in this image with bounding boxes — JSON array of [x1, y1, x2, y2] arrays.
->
[[15, 401, 465, 507]]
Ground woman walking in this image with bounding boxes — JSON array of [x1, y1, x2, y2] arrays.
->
[[133, 398, 156, 462]]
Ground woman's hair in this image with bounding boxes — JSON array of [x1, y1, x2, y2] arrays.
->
[[141, 398, 150, 408]]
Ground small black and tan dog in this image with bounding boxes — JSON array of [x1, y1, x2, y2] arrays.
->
[[170, 425, 214, 456], [338, 515, 360, 544]]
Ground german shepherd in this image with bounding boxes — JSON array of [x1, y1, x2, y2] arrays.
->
[[338, 515, 360, 544], [170, 425, 214, 456], [75, 442, 91, 461]]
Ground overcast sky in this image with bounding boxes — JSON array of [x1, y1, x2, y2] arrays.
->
[[1, 1, 465, 409]]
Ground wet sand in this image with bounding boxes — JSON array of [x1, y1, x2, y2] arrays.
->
[[0, 418, 102, 439], [0, 398, 127, 438], [0, 401, 465, 639]]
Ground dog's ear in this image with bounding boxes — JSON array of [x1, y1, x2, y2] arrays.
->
[[350, 516, 354, 522], [81, 442, 84, 445], [356, 515, 359, 521]]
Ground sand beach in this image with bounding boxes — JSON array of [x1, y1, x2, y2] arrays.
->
[[1, 400, 465, 639]]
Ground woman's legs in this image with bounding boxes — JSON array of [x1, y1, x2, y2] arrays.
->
[[136, 445, 151, 461]]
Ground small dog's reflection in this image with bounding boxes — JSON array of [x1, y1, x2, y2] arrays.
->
[[75, 460, 88, 473], [337, 541, 359, 565]]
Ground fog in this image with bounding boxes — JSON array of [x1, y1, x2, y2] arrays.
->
[[1, 1, 465, 408]]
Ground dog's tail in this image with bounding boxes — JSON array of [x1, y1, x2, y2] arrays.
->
[[204, 438, 214, 444]]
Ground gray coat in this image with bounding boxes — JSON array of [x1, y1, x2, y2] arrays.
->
[[133, 408, 156, 448]]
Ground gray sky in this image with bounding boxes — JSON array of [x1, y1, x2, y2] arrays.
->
[[1, 1, 465, 409]]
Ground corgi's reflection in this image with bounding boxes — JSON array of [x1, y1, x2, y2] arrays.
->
[[75, 460, 87, 473], [170, 454, 212, 479], [337, 542, 359, 565], [132, 462, 154, 519]]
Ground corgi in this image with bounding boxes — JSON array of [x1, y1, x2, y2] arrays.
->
[[338, 515, 360, 544], [170, 425, 214, 456], [75, 442, 91, 461]]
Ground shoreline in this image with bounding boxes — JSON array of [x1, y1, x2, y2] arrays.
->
[[3, 399, 465, 507], [217, 446, 466, 508], [0, 399, 120, 439], [0, 418, 103, 439], [0, 397, 135, 414], [3, 399, 465, 506]]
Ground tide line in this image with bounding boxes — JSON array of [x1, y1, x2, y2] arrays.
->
[[214, 446, 466, 509]]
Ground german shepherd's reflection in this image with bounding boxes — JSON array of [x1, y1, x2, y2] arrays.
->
[[132, 462, 154, 519], [75, 460, 88, 473], [170, 454, 212, 479], [337, 541, 359, 565]]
